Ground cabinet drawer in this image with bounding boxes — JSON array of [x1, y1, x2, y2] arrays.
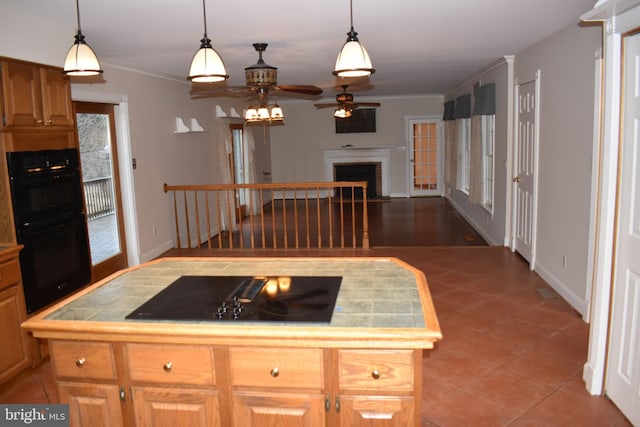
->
[[229, 347, 323, 389], [339, 349, 414, 392], [127, 344, 215, 386], [50, 341, 117, 381], [0, 259, 21, 291]]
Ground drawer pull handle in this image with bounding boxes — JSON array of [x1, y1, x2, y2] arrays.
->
[[163, 362, 173, 372], [75, 358, 86, 367], [371, 369, 381, 379], [270, 367, 279, 378]]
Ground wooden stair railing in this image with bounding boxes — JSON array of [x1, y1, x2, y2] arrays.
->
[[163, 181, 370, 250]]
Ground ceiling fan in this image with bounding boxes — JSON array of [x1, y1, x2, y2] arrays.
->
[[314, 85, 380, 118], [190, 43, 323, 100]]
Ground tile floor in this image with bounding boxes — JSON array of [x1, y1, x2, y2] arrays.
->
[[1, 246, 631, 426]]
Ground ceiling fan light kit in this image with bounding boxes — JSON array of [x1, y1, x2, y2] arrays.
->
[[333, 0, 375, 77], [334, 107, 352, 118], [188, 0, 229, 83], [63, 0, 103, 76], [244, 103, 285, 125]]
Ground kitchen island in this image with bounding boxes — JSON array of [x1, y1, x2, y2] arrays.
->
[[22, 256, 441, 427]]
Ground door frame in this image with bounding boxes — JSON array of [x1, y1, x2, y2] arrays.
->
[[580, 0, 640, 399], [71, 89, 140, 268], [510, 70, 541, 270], [75, 101, 128, 282], [405, 115, 443, 197]]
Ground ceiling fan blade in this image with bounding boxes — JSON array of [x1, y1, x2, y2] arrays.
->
[[274, 85, 323, 95], [353, 102, 381, 107], [313, 103, 339, 109]]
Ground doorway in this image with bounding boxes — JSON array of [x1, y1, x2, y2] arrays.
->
[[407, 117, 442, 196], [75, 101, 128, 282]]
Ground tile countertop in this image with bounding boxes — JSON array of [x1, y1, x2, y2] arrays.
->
[[43, 257, 433, 329]]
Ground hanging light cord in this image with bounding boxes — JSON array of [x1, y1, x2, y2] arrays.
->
[[349, 0, 354, 31], [75, 0, 82, 32], [201, 0, 208, 38]]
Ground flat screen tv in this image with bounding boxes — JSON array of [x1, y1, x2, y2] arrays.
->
[[335, 108, 376, 133]]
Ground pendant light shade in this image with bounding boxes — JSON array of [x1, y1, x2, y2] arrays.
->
[[188, 0, 228, 83], [63, 0, 103, 76], [333, 0, 374, 78]]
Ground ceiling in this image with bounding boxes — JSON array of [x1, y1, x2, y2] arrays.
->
[[8, 0, 597, 98]]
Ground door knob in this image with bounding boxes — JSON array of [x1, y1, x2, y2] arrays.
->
[[513, 176, 520, 183]]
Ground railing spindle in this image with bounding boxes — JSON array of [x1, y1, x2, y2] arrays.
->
[[259, 189, 266, 248], [183, 191, 192, 249], [271, 188, 277, 249], [282, 187, 288, 249], [293, 189, 299, 249], [194, 191, 202, 249], [205, 192, 212, 249]]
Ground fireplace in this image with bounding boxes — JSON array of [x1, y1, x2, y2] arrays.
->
[[323, 147, 391, 197], [334, 162, 381, 198]]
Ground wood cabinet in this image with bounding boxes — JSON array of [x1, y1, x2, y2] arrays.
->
[[48, 342, 420, 427], [0, 59, 74, 129], [0, 245, 32, 385]]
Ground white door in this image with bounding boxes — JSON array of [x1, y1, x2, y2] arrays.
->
[[512, 79, 538, 265], [408, 117, 442, 196], [605, 32, 640, 425]]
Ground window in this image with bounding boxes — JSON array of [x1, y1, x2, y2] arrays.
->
[[458, 118, 471, 194], [481, 115, 495, 212]]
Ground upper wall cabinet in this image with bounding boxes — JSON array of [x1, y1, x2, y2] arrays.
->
[[0, 59, 74, 130]]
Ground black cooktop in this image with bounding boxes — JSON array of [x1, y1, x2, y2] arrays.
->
[[125, 275, 342, 322]]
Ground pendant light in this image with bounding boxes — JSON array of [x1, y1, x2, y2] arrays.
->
[[333, 0, 375, 78], [63, 0, 103, 76], [188, 0, 229, 83]]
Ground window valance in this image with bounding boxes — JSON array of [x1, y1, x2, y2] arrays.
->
[[443, 100, 456, 121], [454, 94, 471, 119], [473, 83, 496, 116]]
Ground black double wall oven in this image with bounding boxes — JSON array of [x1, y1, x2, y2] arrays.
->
[[6, 149, 91, 314]]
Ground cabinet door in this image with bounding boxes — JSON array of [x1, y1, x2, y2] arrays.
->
[[40, 67, 74, 127], [58, 381, 124, 427], [232, 390, 325, 427], [0, 284, 31, 384], [338, 395, 415, 427], [0, 61, 42, 128], [132, 386, 221, 427]]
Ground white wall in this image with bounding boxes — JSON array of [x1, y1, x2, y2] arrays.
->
[[269, 95, 443, 197], [443, 58, 513, 246], [513, 22, 601, 317]]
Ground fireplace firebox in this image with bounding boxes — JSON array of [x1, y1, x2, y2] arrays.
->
[[333, 162, 381, 199]]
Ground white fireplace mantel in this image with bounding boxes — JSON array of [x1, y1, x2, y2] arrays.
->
[[323, 147, 391, 196]]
